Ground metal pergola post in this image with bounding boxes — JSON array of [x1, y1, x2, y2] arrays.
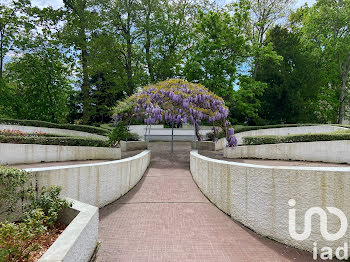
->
[[147, 123, 152, 150], [193, 123, 197, 150], [171, 121, 174, 153]]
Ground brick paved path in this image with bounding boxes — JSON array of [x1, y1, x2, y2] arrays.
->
[[97, 142, 320, 262]]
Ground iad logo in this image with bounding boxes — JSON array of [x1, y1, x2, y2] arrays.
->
[[288, 199, 349, 260]]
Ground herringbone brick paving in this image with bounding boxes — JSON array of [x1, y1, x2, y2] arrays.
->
[[97, 142, 322, 262]]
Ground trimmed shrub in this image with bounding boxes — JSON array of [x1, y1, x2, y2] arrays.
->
[[0, 165, 71, 261], [0, 167, 32, 217], [234, 124, 318, 134], [109, 122, 140, 147], [234, 124, 350, 134], [243, 132, 350, 145], [0, 118, 110, 136], [0, 135, 110, 147]]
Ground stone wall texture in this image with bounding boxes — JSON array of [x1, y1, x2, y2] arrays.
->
[[27, 150, 151, 208], [190, 151, 350, 254], [0, 143, 121, 165]]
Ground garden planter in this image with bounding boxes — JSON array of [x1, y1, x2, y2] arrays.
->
[[192, 137, 227, 151], [38, 198, 98, 262], [120, 140, 147, 151], [0, 143, 121, 165]]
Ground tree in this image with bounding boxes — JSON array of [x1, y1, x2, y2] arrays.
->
[[114, 79, 229, 139], [0, 0, 33, 78], [256, 26, 325, 124], [247, 0, 293, 79], [231, 76, 266, 124], [303, 0, 350, 123], [184, 3, 250, 106], [61, 0, 98, 124], [4, 49, 72, 122], [150, 0, 197, 81]]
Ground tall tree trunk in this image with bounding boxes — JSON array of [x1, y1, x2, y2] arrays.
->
[[0, 31, 3, 79], [126, 8, 134, 95], [145, 2, 154, 82], [337, 53, 350, 124], [337, 73, 347, 124], [81, 38, 90, 124]]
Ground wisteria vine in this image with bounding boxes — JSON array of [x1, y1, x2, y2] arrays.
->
[[113, 79, 237, 148]]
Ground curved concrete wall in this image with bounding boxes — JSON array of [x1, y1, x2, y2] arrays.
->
[[39, 198, 98, 262], [0, 143, 121, 165], [27, 150, 151, 208], [224, 140, 350, 164], [235, 125, 346, 145], [190, 151, 350, 254], [0, 124, 107, 140]]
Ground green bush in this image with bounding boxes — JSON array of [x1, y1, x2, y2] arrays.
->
[[0, 135, 111, 147], [234, 123, 350, 134], [243, 132, 350, 145], [0, 219, 44, 261], [234, 124, 318, 134], [0, 118, 110, 136], [109, 122, 140, 146], [0, 183, 70, 261], [25, 186, 71, 228], [0, 166, 32, 217]]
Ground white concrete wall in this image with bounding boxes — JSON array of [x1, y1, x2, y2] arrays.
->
[[27, 150, 151, 208], [120, 140, 147, 151], [0, 124, 107, 140], [194, 137, 227, 151], [130, 124, 213, 141], [190, 151, 350, 254], [235, 125, 346, 145], [0, 143, 121, 165], [39, 198, 99, 262], [129, 125, 163, 140], [224, 140, 350, 164]]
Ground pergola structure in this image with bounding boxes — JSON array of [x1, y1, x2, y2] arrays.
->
[[114, 79, 237, 152]]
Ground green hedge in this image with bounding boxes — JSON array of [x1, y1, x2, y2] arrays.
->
[[243, 133, 350, 145], [0, 135, 111, 147], [234, 124, 350, 134], [234, 124, 320, 134], [0, 118, 110, 136]]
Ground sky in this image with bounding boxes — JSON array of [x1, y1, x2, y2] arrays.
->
[[3, 0, 316, 10]]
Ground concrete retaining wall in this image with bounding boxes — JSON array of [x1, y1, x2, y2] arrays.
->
[[0, 124, 107, 140], [193, 138, 227, 151], [190, 151, 350, 254], [224, 140, 350, 164], [146, 128, 212, 141], [120, 140, 147, 151], [27, 150, 151, 208], [39, 198, 98, 262], [0, 143, 121, 165], [235, 125, 346, 145]]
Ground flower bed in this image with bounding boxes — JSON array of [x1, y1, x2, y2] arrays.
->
[[0, 166, 71, 261]]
